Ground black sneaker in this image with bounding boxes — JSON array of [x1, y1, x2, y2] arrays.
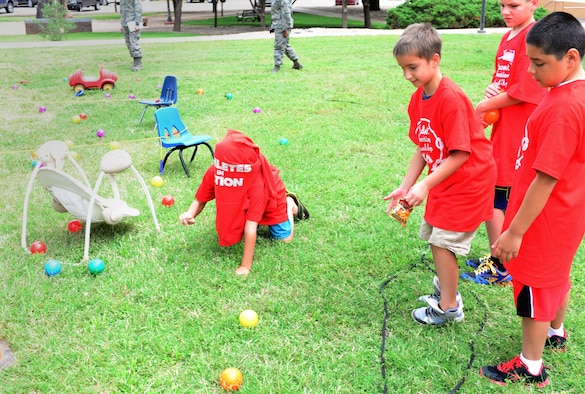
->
[[286, 191, 310, 220], [480, 355, 549, 388], [545, 329, 567, 352]]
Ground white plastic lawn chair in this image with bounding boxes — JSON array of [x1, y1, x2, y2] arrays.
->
[[21, 140, 160, 262]]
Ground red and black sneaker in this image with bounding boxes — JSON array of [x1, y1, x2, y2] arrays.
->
[[546, 329, 567, 352], [480, 355, 549, 388]]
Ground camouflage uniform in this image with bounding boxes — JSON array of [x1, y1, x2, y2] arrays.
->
[[270, 0, 302, 72], [120, 0, 143, 71]]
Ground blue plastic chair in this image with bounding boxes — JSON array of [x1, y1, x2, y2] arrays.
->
[[138, 75, 178, 124], [154, 107, 214, 178]]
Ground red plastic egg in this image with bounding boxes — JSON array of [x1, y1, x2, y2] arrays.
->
[[67, 219, 82, 233], [162, 195, 175, 207], [30, 241, 47, 254]]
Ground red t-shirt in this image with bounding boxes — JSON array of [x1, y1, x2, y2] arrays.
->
[[408, 77, 496, 232], [195, 130, 288, 246], [490, 23, 547, 186], [503, 80, 585, 287]]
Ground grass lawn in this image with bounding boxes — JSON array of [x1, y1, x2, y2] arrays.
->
[[1, 29, 584, 393]]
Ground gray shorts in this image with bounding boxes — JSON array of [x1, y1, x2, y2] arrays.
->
[[419, 219, 476, 256]]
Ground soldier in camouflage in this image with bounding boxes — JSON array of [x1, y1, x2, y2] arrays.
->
[[270, 0, 302, 73], [120, 0, 143, 71]]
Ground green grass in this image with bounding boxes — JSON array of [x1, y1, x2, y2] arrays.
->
[[1, 31, 584, 393], [185, 12, 388, 29]]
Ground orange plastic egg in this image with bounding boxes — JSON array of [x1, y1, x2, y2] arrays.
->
[[484, 109, 500, 124], [219, 368, 243, 391]]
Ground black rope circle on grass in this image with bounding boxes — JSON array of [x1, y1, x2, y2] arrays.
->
[[379, 247, 488, 394]]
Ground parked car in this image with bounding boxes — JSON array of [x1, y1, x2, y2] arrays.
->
[[335, 0, 359, 5], [67, 0, 100, 11], [15, 0, 38, 7], [68, 68, 118, 92], [0, 0, 14, 13]]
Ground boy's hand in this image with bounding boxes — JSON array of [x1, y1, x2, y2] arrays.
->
[[492, 229, 522, 263], [384, 189, 406, 214], [484, 82, 500, 99], [179, 212, 196, 225], [404, 182, 429, 207]]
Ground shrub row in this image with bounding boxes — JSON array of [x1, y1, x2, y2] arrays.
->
[[386, 0, 547, 29]]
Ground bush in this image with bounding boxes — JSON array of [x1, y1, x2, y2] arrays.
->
[[386, 0, 547, 29], [36, 0, 76, 41]]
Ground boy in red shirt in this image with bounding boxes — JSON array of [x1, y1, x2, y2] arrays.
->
[[179, 130, 309, 275], [480, 12, 585, 387], [385, 23, 496, 325], [462, 0, 547, 286]]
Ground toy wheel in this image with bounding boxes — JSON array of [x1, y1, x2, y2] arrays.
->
[[74, 84, 85, 92], [102, 83, 114, 91]]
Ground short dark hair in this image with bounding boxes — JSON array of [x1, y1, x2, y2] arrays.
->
[[526, 11, 585, 60], [393, 23, 442, 61]]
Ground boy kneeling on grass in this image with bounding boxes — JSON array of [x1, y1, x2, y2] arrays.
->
[[179, 129, 309, 275], [480, 12, 585, 388]]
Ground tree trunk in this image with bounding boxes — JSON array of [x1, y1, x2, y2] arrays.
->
[[341, 0, 347, 28], [362, 0, 371, 28], [250, 0, 267, 28], [172, 0, 182, 31], [36, 0, 46, 18]]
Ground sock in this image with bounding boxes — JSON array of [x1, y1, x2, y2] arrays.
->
[[548, 323, 565, 338], [520, 353, 543, 376]]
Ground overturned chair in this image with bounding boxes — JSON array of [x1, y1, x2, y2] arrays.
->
[[21, 140, 160, 262]]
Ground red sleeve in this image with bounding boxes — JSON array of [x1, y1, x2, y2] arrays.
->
[[195, 166, 216, 203], [501, 25, 546, 105]]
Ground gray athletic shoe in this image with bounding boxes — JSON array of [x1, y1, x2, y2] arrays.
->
[[417, 276, 463, 307], [412, 298, 464, 325]]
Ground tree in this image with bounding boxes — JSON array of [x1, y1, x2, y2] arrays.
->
[[362, 0, 371, 28], [36, 0, 46, 18], [337, 0, 377, 29], [172, 0, 183, 32], [36, 0, 67, 18], [249, 0, 267, 28]]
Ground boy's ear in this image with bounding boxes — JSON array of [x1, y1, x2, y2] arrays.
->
[[530, 0, 538, 9], [431, 52, 441, 66], [565, 48, 582, 68]]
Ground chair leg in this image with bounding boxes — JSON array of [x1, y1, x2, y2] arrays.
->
[[161, 148, 178, 175], [138, 106, 148, 124], [188, 146, 199, 164], [203, 142, 215, 158], [178, 148, 190, 178]]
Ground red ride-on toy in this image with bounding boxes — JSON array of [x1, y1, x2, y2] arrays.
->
[[68, 67, 118, 93]]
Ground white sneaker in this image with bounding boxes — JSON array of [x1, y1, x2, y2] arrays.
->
[[412, 298, 464, 325], [417, 276, 463, 307]]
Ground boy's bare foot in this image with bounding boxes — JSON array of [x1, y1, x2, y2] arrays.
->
[[235, 266, 251, 275]]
